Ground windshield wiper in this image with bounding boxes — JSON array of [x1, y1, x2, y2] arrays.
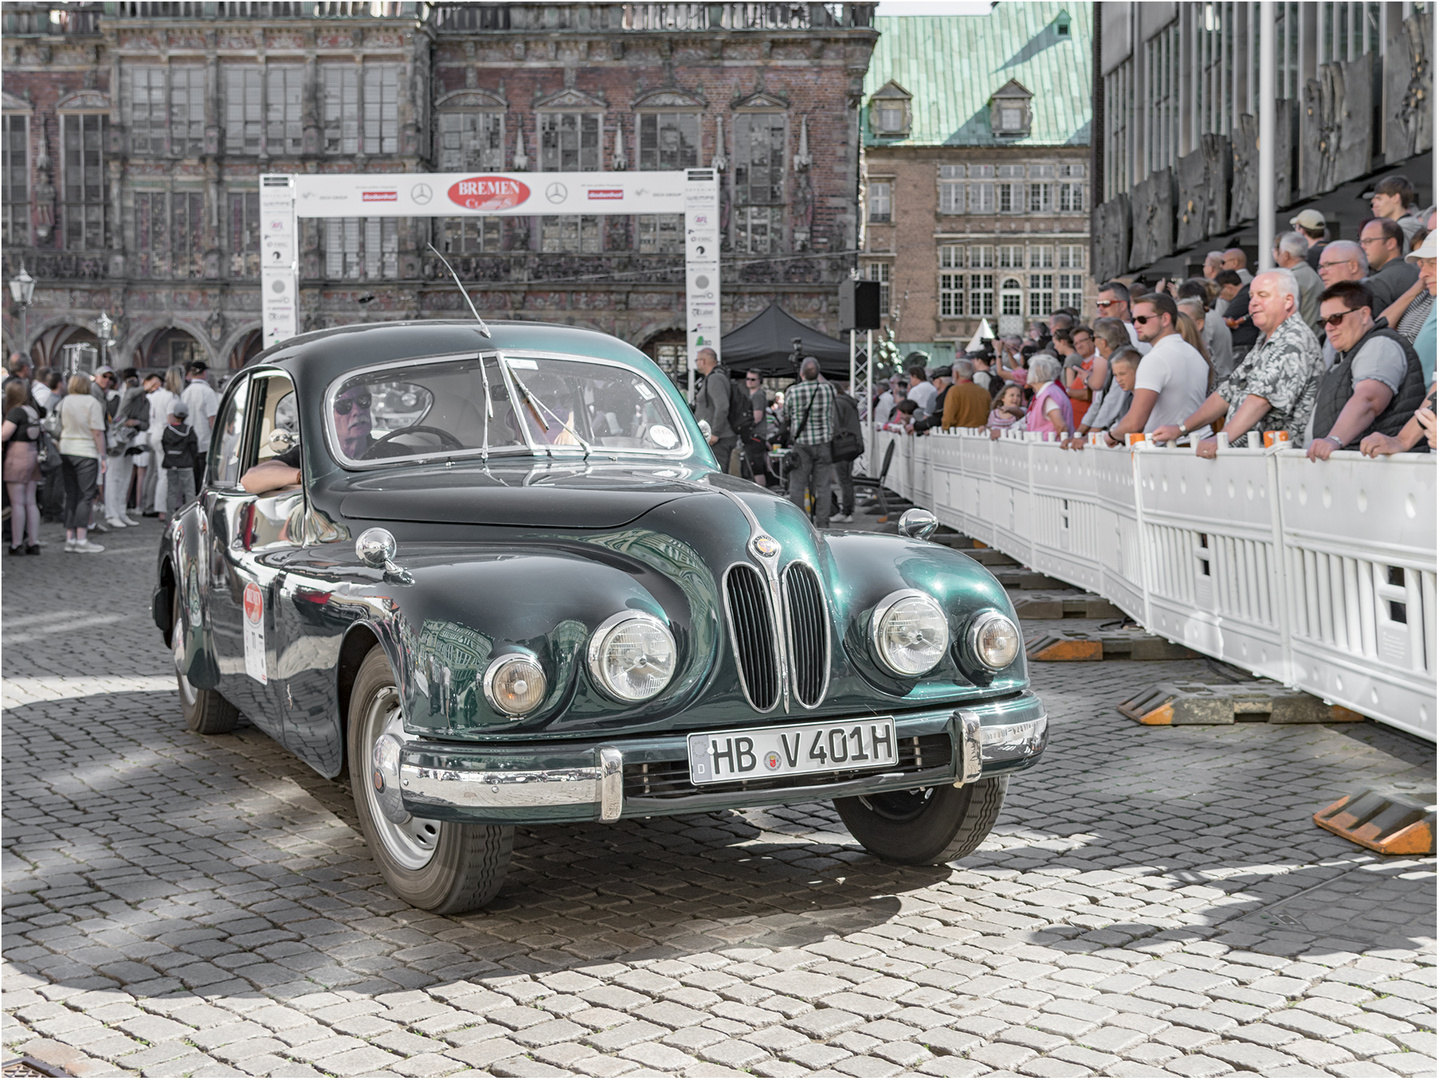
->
[[502, 362, 595, 460]]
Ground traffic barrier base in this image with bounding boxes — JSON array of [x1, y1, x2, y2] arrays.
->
[[1314, 788, 1437, 855], [1118, 681, 1369, 725], [1013, 591, 1128, 620], [1027, 630, 1200, 663]]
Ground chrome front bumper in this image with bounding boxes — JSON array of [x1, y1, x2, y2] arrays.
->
[[375, 694, 1047, 826]]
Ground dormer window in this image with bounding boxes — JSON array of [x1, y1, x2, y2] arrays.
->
[[1056, 10, 1071, 36], [869, 80, 912, 138], [989, 79, 1033, 139]]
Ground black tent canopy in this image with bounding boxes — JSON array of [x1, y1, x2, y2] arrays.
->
[[719, 302, 852, 379]]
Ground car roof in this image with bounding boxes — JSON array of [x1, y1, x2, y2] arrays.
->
[[250, 319, 659, 382]]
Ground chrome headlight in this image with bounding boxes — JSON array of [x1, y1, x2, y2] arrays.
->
[[588, 612, 676, 703], [969, 611, 1021, 670], [870, 590, 950, 676], [483, 654, 547, 716]]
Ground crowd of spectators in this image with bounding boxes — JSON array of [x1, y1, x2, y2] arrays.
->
[[851, 173, 1435, 466]]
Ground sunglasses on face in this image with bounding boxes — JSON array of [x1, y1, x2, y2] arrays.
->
[[1131, 314, 1157, 325], [1095, 299, 1118, 308], [1321, 309, 1358, 328], [334, 393, 372, 415]]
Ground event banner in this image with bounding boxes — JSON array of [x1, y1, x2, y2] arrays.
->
[[288, 171, 689, 217], [684, 169, 722, 370], [259, 175, 298, 346]]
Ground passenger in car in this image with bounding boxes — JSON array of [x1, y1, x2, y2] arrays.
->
[[242, 384, 377, 495]]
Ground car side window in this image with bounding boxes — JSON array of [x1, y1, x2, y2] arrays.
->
[[254, 375, 298, 465], [210, 375, 252, 490]]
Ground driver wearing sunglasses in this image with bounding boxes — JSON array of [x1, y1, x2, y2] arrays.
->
[[241, 385, 377, 495]]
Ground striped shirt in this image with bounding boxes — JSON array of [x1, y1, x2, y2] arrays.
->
[[781, 379, 836, 445]]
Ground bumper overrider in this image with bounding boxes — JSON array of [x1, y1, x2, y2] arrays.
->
[[373, 692, 1047, 826]]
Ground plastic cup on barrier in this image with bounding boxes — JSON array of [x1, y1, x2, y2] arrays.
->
[[1263, 430, 1290, 448], [1126, 432, 1146, 446]]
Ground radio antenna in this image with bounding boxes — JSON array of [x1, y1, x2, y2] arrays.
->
[[427, 242, 492, 338]]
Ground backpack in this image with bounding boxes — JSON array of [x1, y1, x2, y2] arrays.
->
[[729, 379, 757, 439]]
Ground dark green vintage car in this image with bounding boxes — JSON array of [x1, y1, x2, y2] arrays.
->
[[153, 320, 1046, 913]]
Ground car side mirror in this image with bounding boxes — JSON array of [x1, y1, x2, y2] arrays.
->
[[268, 428, 296, 453], [356, 527, 413, 585], [898, 508, 939, 541]]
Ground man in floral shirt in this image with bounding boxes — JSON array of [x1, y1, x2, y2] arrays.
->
[[1151, 269, 1323, 454]]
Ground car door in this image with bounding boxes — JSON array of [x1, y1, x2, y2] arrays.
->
[[203, 371, 286, 738]]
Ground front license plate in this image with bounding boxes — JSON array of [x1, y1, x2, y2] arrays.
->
[[687, 717, 898, 785]]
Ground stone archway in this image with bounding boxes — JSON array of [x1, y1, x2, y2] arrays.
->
[[133, 326, 208, 373], [29, 322, 102, 374], [637, 326, 687, 388], [226, 327, 264, 369]]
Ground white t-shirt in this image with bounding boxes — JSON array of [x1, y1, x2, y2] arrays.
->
[[147, 388, 177, 450], [907, 381, 938, 417], [1134, 334, 1210, 432], [181, 379, 219, 452]]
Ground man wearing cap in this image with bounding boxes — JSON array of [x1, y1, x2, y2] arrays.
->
[[180, 361, 219, 492], [1359, 217, 1420, 313], [1289, 209, 1329, 272], [1365, 175, 1424, 244]]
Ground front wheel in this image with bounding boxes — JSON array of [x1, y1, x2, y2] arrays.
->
[[834, 776, 1008, 865], [172, 591, 239, 735], [347, 647, 513, 914]]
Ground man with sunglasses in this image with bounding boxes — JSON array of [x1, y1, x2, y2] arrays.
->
[[1305, 281, 1426, 461], [241, 384, 376, 494], [1094, 281, 1151, 356], [1151, 270, 1323, 455], [1100, 294, 1208, 447]]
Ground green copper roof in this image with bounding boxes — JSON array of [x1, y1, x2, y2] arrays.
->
[[864, 4, 1092, 148]]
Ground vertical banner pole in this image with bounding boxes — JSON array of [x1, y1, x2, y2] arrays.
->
[[259, 174, 299, 348], [684, 169, 721, 404], [1257, 0, 1276, 272]]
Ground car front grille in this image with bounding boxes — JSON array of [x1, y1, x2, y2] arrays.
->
[[623, 733, 953, 800], [725, 563, 779, 711], [784, 562, 828, 707]]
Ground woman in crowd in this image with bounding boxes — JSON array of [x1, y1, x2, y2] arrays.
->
[[2, 378, 45, 554], [58, 372, 107, 554], [1022, 355, 1074, 440]]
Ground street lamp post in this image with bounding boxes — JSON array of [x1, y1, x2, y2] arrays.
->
[[9, 264, 35, 360], [95, 311, 114, 371]]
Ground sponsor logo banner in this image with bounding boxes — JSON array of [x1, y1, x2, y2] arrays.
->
[[447, 176, 531, 211]]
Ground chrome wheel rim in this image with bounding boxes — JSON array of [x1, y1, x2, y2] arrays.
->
[[361, 685, 441, 870], [173, 612, 197, 707]]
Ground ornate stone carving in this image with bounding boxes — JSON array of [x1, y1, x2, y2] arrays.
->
[[1231, 104, 1294, 226], [1176, 135, 1230, 249], [1385, 8, 1432, 160], [1092, 194, 1130, 283], [1300, 54, 1371, 198], [1128, 169, 1175, 269]]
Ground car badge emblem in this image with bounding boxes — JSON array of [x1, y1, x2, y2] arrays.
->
[[751, 535, 780, 559]]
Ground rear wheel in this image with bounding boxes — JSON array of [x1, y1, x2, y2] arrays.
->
[[172, 591, 239, 735], [834, 776, 1008, 865], [347, 646, 513, 914]]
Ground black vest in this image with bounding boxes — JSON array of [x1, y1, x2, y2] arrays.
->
[[1311, 325, 1426, 444]]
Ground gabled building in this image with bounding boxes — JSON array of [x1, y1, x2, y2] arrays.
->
[[861, 3, 1094, 364], [1, 2, 880, 385]]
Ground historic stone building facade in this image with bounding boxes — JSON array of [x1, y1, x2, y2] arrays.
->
[[860, 4, 1093, 366], [1, 2, 878, 384], [1092, 1, 1432, 281]]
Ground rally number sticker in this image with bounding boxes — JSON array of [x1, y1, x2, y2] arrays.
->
[[243, 582, 267, 685]]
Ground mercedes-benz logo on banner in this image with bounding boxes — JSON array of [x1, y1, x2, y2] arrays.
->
[[546, 182, 568, 203], [411, 183, 433, 205]]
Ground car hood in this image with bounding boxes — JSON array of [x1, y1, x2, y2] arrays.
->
[[336, 461, 715, 529]]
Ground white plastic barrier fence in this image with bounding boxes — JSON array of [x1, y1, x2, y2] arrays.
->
[[871, 429, 1436, 741]]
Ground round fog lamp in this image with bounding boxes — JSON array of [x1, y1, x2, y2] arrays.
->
[[871, 591, 949, 676], [484, 654, 547, 716], [588, 612, 676, 703], [970, 612, 1020, 670]]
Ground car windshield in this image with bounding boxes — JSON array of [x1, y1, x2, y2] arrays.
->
[[325, 353, 688, 465]]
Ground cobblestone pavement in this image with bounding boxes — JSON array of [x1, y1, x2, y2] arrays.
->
[[3, 514, 1435, 1079]]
